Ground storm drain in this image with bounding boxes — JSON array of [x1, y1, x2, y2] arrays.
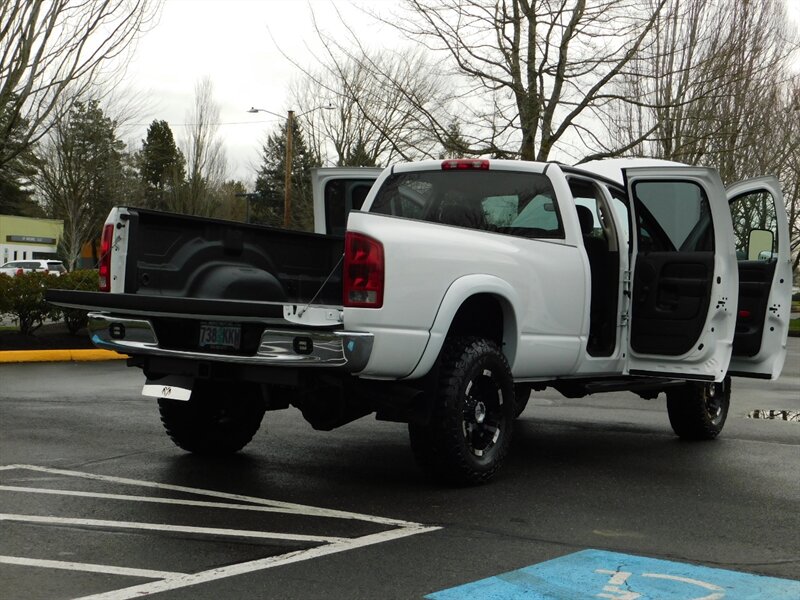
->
[[746, 410, 800, 422]]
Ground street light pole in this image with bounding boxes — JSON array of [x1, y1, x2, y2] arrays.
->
[[248, 104, 333, 229], [283, 110, 294, 228]]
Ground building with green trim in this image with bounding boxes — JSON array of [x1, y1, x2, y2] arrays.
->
[[0, 214, 64, 266]]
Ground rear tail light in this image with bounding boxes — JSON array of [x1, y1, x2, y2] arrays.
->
[[441, 159, 490, 170], [98, 223, 114, 292], [343, 232, 384, 308]]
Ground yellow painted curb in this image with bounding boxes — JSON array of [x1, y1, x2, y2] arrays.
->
[[0, 349, 127, 363]]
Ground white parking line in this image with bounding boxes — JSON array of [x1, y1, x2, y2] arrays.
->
[[0, 485, 311, 514], [0, 514, 347, 543], [0, 556, 181, 580], [0, 464, 442, 600], [75, 526, 439, 600], [3, 464, 412, 526]]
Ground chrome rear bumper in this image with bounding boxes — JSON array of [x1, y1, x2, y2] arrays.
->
[[87, 313, 373, 372]]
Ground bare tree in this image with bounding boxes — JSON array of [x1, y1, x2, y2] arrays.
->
[[176, 77, 228, 216], [214, 180, 248, 223], [604, 0, 800, 274], [287, 38, 451, 165], [368, 0, 670, 160], [0, 0, 161, 173], [607, 0, 796, 171], [778, 80, 800, 273], [34, 99, 126, 270]]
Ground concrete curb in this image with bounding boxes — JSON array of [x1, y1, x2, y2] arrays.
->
[[0, 349, 126, 364]]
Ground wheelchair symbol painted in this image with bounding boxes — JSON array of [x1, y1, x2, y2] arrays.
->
[[596, 569, 724, 600], [425, 549, 800, 600]]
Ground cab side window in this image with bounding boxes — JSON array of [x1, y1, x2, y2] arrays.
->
[[569, 179, 610, 244], [632, 181, 713, 252], [607, 186, 631, 250], [729, 190, 778, 261]]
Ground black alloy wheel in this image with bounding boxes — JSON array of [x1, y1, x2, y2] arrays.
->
[[409, 336, 515, 485]]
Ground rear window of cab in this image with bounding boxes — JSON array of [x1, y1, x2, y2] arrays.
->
[[370, 170, 563, 239]]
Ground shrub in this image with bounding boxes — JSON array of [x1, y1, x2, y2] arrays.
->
[[0, 273, 11, 315], [790, 318, 800, 334], [49, 270, 100, 334], [4, 271, 59, 334]]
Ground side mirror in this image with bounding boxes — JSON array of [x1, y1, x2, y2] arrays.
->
[[748, 228, 774, 261]]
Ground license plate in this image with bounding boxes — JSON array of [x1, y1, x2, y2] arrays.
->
[[198, 322, 241, 350]]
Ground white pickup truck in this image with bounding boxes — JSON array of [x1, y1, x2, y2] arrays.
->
[[47, 158, 792, 484]]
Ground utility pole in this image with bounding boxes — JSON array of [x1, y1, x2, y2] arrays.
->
[[283, 110, 294, 228], [248, 104, 333, 229]]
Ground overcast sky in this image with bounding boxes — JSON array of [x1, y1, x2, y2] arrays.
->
[[120, 0, 800, 188], [120, 0, 398, 186]]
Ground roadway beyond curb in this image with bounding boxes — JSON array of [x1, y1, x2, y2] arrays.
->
[[0, 349, 126, 364]]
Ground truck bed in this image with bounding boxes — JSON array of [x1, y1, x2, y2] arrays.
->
[[120, 208, 344, 305], [47, 209, 350, 361]]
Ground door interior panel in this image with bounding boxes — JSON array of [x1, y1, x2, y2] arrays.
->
[[631, 251, 713, 355], [733, 260, 775, 357]]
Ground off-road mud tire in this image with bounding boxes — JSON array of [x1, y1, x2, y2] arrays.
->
[[158, 383, 266, 455], [666, 376, 731, 440], [409, 337, 515, 485], [514, 384, 531, 418]]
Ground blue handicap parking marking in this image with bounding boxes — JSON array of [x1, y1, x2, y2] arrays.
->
[[426, 549, 800, 599]]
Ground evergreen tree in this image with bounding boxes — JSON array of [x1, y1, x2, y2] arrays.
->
[[439, 121, 470, 160], [341, 138, 378, 167], [0, 98, 42, 216], [139, 120, 185, 210], [253, 119, 320, 230]]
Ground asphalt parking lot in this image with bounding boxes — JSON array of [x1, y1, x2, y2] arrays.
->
[[1, 340, 798, 599]]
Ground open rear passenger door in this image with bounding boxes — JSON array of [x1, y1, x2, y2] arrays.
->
[[726, 177, 792, 379], [311, 168, 383, 235], [623, 167, 738, 381]]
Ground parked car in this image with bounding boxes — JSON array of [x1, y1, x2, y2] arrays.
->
[[0, 259, 67, 277]]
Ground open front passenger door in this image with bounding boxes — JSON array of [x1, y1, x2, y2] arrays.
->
[[623, 167, 738, 382], [726, 176, 792, 379]]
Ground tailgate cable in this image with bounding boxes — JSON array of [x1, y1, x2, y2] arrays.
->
[[297, 253, 344, 318]]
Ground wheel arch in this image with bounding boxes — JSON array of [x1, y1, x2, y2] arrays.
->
[[405, 275, 520, 379]]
